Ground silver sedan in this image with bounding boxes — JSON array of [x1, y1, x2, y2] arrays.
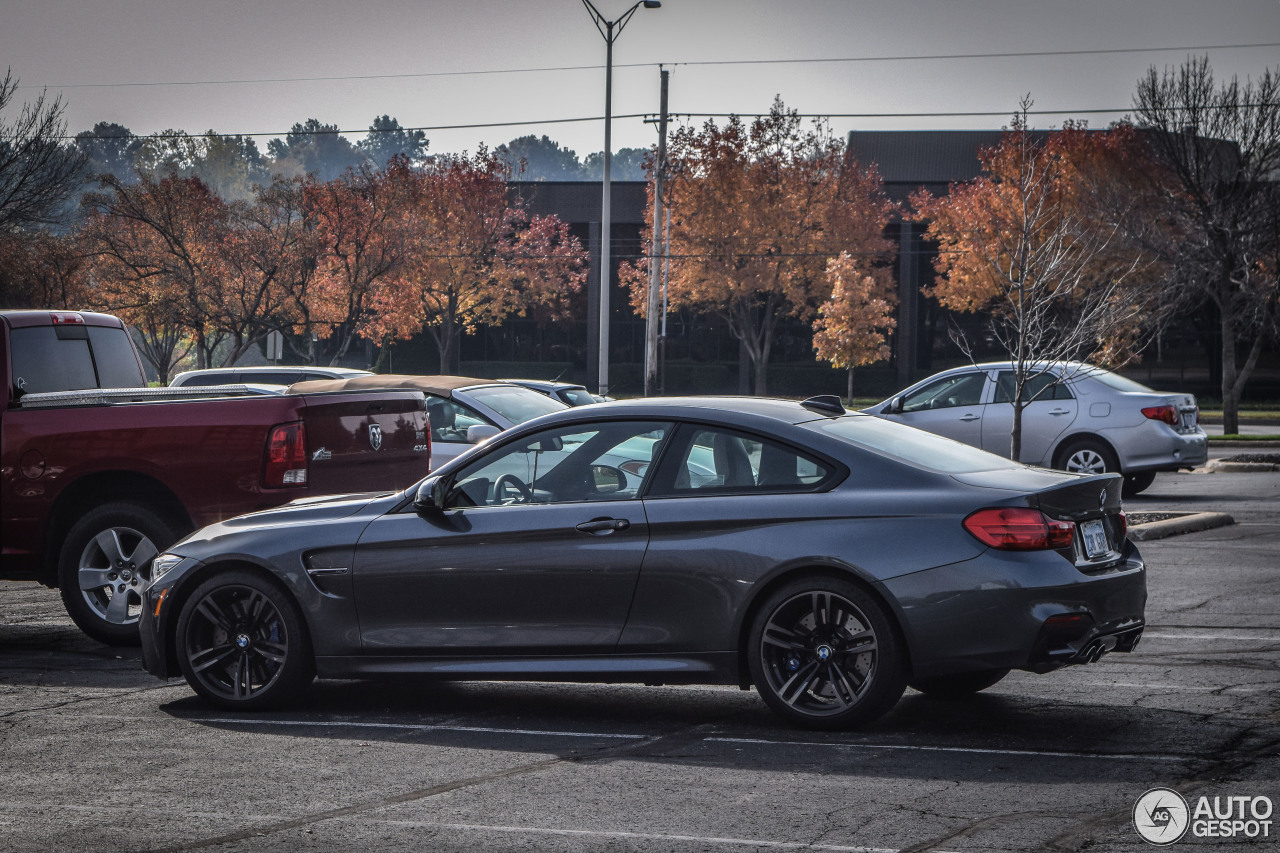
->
[[866, 361, 1208, 495]]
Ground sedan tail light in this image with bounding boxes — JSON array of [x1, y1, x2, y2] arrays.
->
[[264, 422, 308, 487], [1141, 405, 1179, 425], [964, 507, 1075, 550]]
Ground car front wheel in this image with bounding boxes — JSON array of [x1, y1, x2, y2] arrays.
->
[[748, 577, 906, 730], [176, 569, 314, 710]]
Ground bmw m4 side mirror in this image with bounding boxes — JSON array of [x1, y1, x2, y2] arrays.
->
[[414, 475, 448, 513]]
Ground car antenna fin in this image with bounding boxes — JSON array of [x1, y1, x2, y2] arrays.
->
[[800, 395, 846, 416]]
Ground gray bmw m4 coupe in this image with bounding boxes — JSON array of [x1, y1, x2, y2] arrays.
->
[[141, 396, 1145, 729]]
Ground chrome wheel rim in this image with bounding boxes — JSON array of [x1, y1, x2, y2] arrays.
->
[[75, 526, 158, 627], [1066, 448, 1108, 474], [184, 584, 290, 702], [759, 591, 878, 717]]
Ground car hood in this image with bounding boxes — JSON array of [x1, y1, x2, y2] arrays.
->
[[221, 491, 390, 529]]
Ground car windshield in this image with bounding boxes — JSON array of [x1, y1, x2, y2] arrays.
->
[[465, 384, 568, 424], [807, 415, 1025, 474]]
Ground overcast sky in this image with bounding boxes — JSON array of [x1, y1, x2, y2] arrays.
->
[[3, 0, 1278, 159]]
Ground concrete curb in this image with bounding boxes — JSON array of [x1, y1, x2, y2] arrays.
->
[[1200, 459, 1280, 473], [1129, 511, 1235, 542]]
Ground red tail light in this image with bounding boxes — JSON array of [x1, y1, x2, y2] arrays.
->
[[49, 312, 85, 325], [264, 422, 308, 488], [1141, 405, 1179, 425], [963, 507, 1076, 550], [1116, 510, 1127, 540]]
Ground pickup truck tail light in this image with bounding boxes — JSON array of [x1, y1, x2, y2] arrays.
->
[[1141, 405, 1179, 425], [264, 422, 308, 487], [964, 507, 1075, 550]]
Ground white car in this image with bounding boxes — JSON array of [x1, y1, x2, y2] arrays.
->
[[866, 361, 1208, 495]]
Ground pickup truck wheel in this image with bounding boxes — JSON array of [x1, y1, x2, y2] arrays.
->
[[58, 503, 179, 646]]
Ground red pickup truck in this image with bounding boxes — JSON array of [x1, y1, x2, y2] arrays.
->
[[1, 310, 431, 644]]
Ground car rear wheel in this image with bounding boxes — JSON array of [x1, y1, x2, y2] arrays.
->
[[176, 570, 314, 710], [58, 502, 179, 646], [1057, 438, 1118, 476], [748, 577, 906, 730], [1122, 471, 1157, 497], [910, 668, 1010, 698]]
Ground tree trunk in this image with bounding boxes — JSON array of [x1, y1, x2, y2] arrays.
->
[[737, 339, 750, 395], [754, 351, 769, 397], [1220, 314, 1239, 436], [1010, 401, 1023, 463]]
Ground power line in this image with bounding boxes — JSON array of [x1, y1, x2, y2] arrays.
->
[[68, 99, 1280, 143], [23, 42, 1280, 91]]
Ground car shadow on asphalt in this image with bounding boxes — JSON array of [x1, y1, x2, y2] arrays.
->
[[154, 678, 1219, 784]]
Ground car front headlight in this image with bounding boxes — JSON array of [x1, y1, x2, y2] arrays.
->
[[150, 553, 186, 583]]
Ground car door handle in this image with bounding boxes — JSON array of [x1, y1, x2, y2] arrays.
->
[[1049, 409, 1071, 416], [959, 414, 980, 422], [576, 518, 630, 534]]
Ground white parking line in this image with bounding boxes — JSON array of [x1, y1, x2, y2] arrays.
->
[[372, 820, 948, 852], [1142, 632, 1280, 642], [183, 717, 646, 739], [166, 717, 1186, 761], [707, 737, 1185, 762]]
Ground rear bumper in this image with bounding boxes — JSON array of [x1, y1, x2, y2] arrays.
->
[[883, 544, 1147, 680], [1118, 428, 1208, 473]]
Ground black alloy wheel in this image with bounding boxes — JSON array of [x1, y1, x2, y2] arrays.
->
[[176, 570, 314, 710], [909, 668, 1011, 698], [748, 577, 906, 729]]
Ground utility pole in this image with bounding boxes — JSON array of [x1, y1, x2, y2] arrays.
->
[[644, 67, 669, 397]]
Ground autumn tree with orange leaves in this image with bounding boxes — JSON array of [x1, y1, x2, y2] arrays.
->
[[912, 103, 1166, 463], [300, 165, 406, 365], [365, 152, 587, 374], [812, 252, 898, 399], [80, 173, 230, 380], [625, 99, 896, 395]]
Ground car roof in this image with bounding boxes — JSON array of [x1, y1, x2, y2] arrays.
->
[[500, 378, 588, 392], [287, 373, 510, 396], [541, 396, 855, 427]]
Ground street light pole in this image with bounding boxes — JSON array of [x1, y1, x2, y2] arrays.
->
[[582, 0, 660, 397]]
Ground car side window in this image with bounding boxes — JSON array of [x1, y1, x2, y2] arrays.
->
[[992, 371, 1074, 403], [900, 372, 987, 412], [426, 395, 490, 443], [649, 426, 830, 496], [446, 421, 670, 508]]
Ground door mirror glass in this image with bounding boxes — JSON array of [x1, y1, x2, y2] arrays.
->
[[591, 465, 626, 494], [886, 396, 903, 414], [413, 475, 447, 513]]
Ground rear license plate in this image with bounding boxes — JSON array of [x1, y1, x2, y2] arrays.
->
[[1082, 519, 1109, 558], [1180, 410, 1196, 431]]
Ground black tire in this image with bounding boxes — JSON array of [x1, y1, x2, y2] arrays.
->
[[910, 668, 1010, 698], [747, 576, 907, 730], [1056, 437, 1119, 476], [176, 569, 314, 710], [1122, 471, 1157, 497], [58, 502, 180, 645]]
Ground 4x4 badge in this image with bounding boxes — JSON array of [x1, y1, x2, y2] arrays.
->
[[368, 424, 383, 451]]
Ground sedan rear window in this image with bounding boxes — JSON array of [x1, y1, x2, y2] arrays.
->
[[465, 385, 567, 424], [810, 416, 1025, 474]]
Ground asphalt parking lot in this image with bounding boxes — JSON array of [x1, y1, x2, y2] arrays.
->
[[2, 466, 1277, 852]]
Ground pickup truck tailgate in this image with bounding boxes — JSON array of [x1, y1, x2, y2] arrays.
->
[[301, 391, 430, 494]]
